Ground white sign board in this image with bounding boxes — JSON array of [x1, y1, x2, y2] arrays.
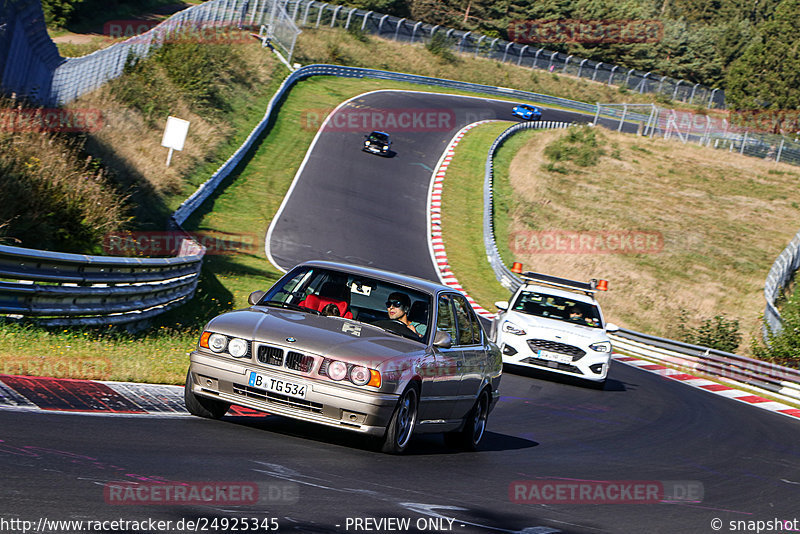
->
[[162, 116, 190, 150], [161, 116, 190, 166]]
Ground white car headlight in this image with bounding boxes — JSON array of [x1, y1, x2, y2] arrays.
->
[[589, 341, 612, 353], [228, 337, 249, 358], [349, 365, 370, 386], [208, 333, 228, 353], [502, 321, 526, 336], [327, 360, 348, 381]]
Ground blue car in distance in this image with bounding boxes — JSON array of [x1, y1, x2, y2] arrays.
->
[[512, 104, 542, 121]]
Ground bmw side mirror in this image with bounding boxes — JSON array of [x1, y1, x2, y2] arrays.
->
[[248, 290, 266, 306], [605, 322, 619, 333], [495, 301, 509, 312], [433, 330, 452, 349]]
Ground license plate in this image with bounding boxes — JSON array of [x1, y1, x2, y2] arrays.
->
[[536, 350, 572, 364], [247, 371, 307, 399]]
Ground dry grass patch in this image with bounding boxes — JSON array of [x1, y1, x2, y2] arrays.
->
[[502, 127, 800, 352]]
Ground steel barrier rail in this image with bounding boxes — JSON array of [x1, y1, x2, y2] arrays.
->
[[0, 243, 203, 327], [480, 118, 800, 403], [610, 328, 800, 403]]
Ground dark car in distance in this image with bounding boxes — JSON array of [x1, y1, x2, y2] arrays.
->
[[363, 131, 392, 155]]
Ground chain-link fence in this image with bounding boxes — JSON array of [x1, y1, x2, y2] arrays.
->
[[1, 0, 300, 106], [595, 103, 800, 166], [280, 0, 724, 109]]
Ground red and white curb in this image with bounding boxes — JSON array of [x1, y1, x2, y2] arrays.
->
[[424, 122, 800, 422], [612, 355, 800, 421], [427, 120, 500, 319], [0, 374, 262, 416]]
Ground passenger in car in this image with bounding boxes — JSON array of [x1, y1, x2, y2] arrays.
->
[[386, 292, 423, 337], [321, 303, 341, 316]]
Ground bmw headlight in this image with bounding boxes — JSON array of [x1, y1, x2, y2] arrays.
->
[[502, 321, 526, 336], [327, 360, 348, 381], [589, 341, 612, 353], [228, 337, 249, 358], [208, 333, 228, 353], [349, 365, 370, 386]]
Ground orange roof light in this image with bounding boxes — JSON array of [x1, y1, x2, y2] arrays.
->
[[596, 279, 609, 291], [511, 262, 523, 274]]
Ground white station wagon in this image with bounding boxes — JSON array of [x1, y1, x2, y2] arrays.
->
[[492, 271, 618, 386]]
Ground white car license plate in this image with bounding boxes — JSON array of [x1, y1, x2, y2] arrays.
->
[[247, 371, 307, 399], [536, 350, 572, 364]]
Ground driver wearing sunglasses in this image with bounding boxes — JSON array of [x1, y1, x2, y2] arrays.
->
[[385, 292, 422, 337]]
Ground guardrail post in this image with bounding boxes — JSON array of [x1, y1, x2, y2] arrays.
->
[[302, 1, 314, 25], [709, 87, 719, 109], [689, 82, 699, 104], [394, 18, 406, 40], [344, 7, 357, 29], [474, 35, 486, 58], [315, 3, 327, 28], [608, 65, 618, 85], [672, 79, 683, 101], [624, 68, 634, 89], [577, 58, 587, 78], [502, 41, 512, 62], [776, 138, 785, 164], [517, 45, 528, 66], [639, 72, 651, 93], [361, 10, 372, 30], [533, 48, 543, 69], [592, 62, 602, 81], [460, 31, 471, 53], [377, 14, 389, 33], [411, 21, 422, 42], [563, 54, 572, 73], [330, 5, 342, 27]]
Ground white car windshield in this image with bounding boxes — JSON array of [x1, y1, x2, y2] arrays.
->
[[511, 290, 602, 328]]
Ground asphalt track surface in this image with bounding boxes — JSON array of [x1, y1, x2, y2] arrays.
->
[[2, 91, 799, 533], [267, 90, 619, 279]]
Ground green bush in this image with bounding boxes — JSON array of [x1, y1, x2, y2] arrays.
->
[[677, 311, 743, 353], [543, 126, 606, 167], [426, 32, 457, 63]]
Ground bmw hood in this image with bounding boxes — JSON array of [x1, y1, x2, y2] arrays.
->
[[204, 307, 425, 366]]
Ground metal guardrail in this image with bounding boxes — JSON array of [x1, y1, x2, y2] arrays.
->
[[611, 328, 800, 403], [0, 242, 204, 326], [480, 119, 800, 402], [763, 231, 800, 337]]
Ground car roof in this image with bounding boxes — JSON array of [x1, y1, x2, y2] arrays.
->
[[298, 260, 451, 295], [518, 282, 598, 305], [370, 131, 389, 136]]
